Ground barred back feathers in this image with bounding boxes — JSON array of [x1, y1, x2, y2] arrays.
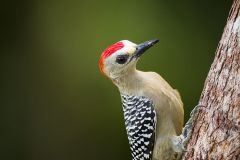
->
[[121, 94, 157, 160]]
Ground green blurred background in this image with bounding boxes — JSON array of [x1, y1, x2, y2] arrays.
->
[[0, 0, 232, 160]]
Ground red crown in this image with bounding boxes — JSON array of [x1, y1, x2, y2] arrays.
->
[[99, 42, 124, 73]]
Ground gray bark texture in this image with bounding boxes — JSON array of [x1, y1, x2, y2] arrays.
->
[[182, 0, 240, 159]]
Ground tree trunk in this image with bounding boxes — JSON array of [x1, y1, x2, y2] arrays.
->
[[182, 0, 240, 159]]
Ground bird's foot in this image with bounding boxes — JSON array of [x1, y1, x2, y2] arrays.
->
[[172, 104, 207, 159], [181, 104, 207, 149]]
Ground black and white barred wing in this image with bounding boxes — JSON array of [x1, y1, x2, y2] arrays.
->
[[121, 94, 157, 160]]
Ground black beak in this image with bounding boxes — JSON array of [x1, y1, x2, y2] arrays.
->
[[134, 39, 159, 58]]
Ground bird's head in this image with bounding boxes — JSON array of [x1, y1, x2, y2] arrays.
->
[[99, 39, 159, 80]]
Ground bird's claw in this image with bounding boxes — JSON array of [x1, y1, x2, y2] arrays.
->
[[175, 104, 206, 159]]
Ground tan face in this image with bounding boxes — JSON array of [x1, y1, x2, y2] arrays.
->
[[100, 40, 138, 79], [100, 39, 159, 80]]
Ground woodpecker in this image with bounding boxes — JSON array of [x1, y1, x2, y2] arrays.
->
[[99, 39, 186, 160]]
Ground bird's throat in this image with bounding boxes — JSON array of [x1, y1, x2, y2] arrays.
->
[[113, 69, 143, 96]]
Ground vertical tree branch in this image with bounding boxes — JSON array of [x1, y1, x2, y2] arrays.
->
[[182, 0, 240, 159]]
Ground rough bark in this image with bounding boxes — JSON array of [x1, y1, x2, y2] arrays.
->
[[182, 0, 240, 159]]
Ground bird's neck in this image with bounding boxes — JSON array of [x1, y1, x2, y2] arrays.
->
[[113, 69, 144, 96]]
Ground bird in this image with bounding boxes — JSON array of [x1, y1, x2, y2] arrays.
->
[[99, 39, 184, 160]]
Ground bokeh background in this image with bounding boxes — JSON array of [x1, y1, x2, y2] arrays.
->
[[0, 0, 232, 160]]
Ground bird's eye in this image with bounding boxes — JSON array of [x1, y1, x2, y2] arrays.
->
[[116, 55, 129, 64]]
